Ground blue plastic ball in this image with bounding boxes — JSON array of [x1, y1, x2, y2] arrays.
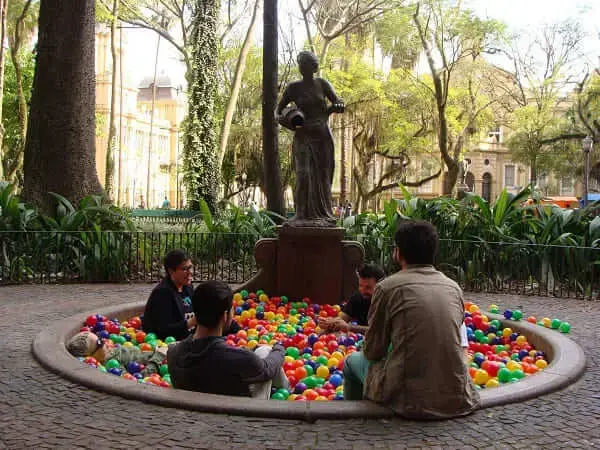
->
[[99, 330, 110, 340], [127, 362, 141, 373], [312, 304, 320, 313], [329, 374, 343, 387], [242, 302, 250, 310], [108, 367, 122, 376], [235, 306, 242, 315], [518, 350, 529, 360], [307, 334, 319, 346], [503, 310, 513, 319], [256, 311, 264, 320], [510, 333, 519, 342], [487, 325, 497, 334], [302, 347, 313, 355], [133, 372, 143, 379]]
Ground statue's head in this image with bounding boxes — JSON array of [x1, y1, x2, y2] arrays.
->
[[297, 51, 319, 76]]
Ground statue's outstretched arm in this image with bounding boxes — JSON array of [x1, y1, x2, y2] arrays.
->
[[321, 79, 345, 114]]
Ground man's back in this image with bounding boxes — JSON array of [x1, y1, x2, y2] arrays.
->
[[364, 265, 479, 418], [167, 335, 284, 397]]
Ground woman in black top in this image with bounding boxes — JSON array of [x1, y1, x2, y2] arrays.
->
[[142, 249, 240, 341]]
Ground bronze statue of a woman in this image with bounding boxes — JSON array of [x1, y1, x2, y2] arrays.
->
[[277, 51, 345, 227]]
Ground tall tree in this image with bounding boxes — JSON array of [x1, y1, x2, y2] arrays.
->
[[217, 0, 260, 170], [500, 21, 584, 185], [412, 0, 504, 195], [182, 0, 219, 211], [103, 0, 120, 200], [0, 0, 9, 181], [22, 0, 103, 213]]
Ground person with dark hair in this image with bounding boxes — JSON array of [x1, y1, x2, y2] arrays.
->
[[343, 220, 479, 419], [318, 263, 385, 334], [142, 250, 240, 341], [167, 281, 287, 397]]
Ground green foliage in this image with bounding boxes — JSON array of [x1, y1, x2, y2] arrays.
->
[[182, 0, 220, 212]]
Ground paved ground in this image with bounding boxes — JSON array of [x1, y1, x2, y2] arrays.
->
[[0, 284, 599, 449]]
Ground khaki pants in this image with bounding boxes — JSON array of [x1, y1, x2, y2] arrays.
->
[[248, 346, 289, 399]]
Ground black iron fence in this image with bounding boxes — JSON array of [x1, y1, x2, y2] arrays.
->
[[358, 236, 600, 300], [0, 231, 257, 284], [1, 230, 599, 299]]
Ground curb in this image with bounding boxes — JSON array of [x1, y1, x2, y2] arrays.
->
[[32, 304, 586, 421]]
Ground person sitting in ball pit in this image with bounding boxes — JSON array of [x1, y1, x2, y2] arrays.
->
[[66, 331, 167, 376], [167, 280, 288, 398], [142, 249, 240, 342], [318, 263, 385, 334], [318, 263, 470, 358], [343, 220, 479, 419]]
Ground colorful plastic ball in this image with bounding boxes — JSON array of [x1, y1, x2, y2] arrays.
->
[[511, 310, 523, 321], [488, 304, 499, 314], [286, 347, 300, 359], [511, 369, 526, 380], [551, 319, 562, 329], [105, 359, 120, 370], [559, 322, 571, 333], [316, 366, 330, 379], [159, 364, 169, 376], [294, 383, 307, 394], [473, 369, 489, 385], [503, 310, 513, 319], [240, 290, 249, 299], [126, 361, 141, 373], [535, 359, 548, 369], [164, 336, 176, 344], [108, 367, 122, 376], [485, 378, 499, 388], [498, 367, 512, 383], [542, 317, 552, 328], [329, 373, 343, 387], [271, 392, 286, 400], [527, 316, 537, 324]]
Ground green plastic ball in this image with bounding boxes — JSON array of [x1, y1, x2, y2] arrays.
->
[[271, 392, 286, 400], [256, 290, 264, 296], [159, 364, 169, 376], [551, 319, 562, 329], [98, 365, 107, 373], [105, 359, 120, 370], [304, 365, 314, 376], [280, 296, 288, 304], [109, 333, 119, 342], [303, 376, 318, 388], [474, 330, 484, 340], [489, 307, 499, 314], [498, 367, 511, 383], [537, 321, 545, 327], [469, 362, 479, 369], [240, 290, 249, 299], [164, 336, 176, 344], [145, 333, 157, 343], [314, 377, 325, 386], [276, 388, 289, 399], [317, 356, 328, 365], [490, 319, 501, 329], [495, 345, 505, 354], [559, 322, 571, 333], [286, 347, 300, 359], [512, 310, 523, 321], [511, 369, 526, 380], [480, 336, 489, 344], [290, 309, 298, 316]]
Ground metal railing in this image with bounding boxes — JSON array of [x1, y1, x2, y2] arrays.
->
[[0, 231, 257, 284], [356, 235, 600, 300], [2, 230, 599, 299]]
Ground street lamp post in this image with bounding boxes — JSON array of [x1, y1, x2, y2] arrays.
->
[[583, 136, 594, 207]]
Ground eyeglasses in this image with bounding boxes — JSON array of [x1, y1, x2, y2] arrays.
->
[[178, 265, 194, 272]]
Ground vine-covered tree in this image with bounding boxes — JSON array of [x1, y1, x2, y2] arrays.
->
[[182, 0, 219, 211], [22, 0, 103, 213]]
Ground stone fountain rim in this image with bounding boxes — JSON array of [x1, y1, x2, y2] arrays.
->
[[32, 302, 586, 421]]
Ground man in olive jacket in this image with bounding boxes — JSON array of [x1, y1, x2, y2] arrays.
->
[[343, 220, 479, 419]]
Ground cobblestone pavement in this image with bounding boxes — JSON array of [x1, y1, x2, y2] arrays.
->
[[1, 284, 599, 449]]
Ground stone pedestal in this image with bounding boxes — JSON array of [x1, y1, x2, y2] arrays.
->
[[239, 226, 364, 304]]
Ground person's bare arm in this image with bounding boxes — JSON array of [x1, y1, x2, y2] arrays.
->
[[276, 85, 293, 116]]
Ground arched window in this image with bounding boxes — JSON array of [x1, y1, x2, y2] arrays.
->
[[482, 173, 492, 202]]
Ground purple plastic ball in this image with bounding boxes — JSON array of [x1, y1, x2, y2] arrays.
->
[[294, 383, 307, 394]]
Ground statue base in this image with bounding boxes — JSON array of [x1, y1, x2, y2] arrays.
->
[[238, 226, 364, 305]]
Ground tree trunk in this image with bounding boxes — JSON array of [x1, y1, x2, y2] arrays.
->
[[262, 0, 284, 215], [530, 159, 537, 187], [217, 0, 259, 170], [0, 0, 8, 181], [182, 0, 220, 211], [22, 0, 103, 213], [105, 0, 119, 201]]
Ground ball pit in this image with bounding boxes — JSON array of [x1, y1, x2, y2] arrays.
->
[[72, 292, 556, 400]]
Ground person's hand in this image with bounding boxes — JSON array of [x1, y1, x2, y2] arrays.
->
[[332, 317, 350, 332], [186, 316, 197, 329], [331, 100, 345, 114], [318, 317, 334, 331]]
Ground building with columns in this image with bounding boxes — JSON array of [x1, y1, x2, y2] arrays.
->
[[95, 26, 186, 209]]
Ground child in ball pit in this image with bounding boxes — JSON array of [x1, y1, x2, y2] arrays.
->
[[66, 331, 167, 377]]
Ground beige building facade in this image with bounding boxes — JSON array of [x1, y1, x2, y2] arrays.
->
[[95, 26, 186, 209]]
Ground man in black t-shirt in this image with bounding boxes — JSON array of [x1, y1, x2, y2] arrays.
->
[[319, 264, 385, 334], [168, 281, 287, 397]]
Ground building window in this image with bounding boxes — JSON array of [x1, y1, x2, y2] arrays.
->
[[488, 127, 501, 143], [418, 160, 434, 194], [504, 165, 515, 187], [561, 177, 574, 195]]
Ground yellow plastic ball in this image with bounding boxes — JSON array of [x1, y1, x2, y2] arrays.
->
[[335, 385, 344, 393], [288, 394, 298, 401], [316, 366, 330, 378], [331, 351, 344, 361], [481, 315, 489, 323], [502, 328, 513, 338], [327, 358, 340, 368], [542, 317, 552, 328], [485, 378, 500, 388], [247, 340, 258, 350], [249, 309, 256, 318], [489, 304, 498, 311], [259, 294, 269, 303], [516, 335, 527, 345], [122, 341, 134, 348], [487, 333, 497, 341], [240, 311, 250, 320], [265, 311, 275, 321], [469, 304, 480, 314], [474, 369, 489, 385], [233, 293, 242, 302], [284, 356, 295, 364], [333, 305, 341, 312], [506, 360, 521, 371], [535, 359, 548, 369]]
